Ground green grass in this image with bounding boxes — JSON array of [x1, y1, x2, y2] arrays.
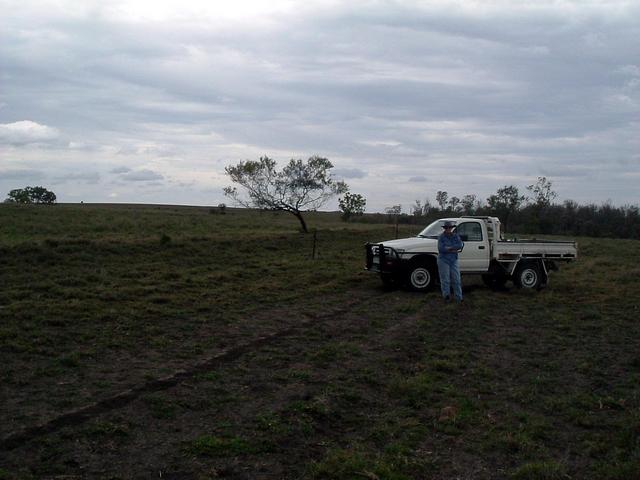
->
[[511, 461, 567, 480], [186, 434, 266, 456], [1, 203, 639, 479], [83, 421, 130, 438], [309, 446, 423, 480]]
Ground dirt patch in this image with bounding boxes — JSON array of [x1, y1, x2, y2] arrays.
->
[[2, 279, 639, 479]]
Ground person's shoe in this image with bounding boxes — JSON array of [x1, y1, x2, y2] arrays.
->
[[456, 298, 464, 304], [444, 295, 451, 302]]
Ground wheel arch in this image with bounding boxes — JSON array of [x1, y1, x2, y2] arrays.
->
[[406, 253, 438, 270]]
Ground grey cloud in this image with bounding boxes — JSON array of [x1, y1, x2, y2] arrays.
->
[[409, 176, 427, 183], [0, 1, 638, 209], [118, 169, 164, 182], [0, 169, 45, 181], [332, 168, 367, 179], [56, 172, 101, 184], [110, 166, 132, 174]]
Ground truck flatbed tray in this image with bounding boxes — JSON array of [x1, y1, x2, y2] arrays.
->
[[501, 239, 575, 244]]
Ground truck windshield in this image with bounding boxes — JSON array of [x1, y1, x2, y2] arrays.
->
[[417, 220, 451, 238]]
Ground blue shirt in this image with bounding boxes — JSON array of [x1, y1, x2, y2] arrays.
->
[[438, 233, 464, 264]]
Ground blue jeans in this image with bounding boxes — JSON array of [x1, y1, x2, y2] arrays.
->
[[437, 257, 462, 300]]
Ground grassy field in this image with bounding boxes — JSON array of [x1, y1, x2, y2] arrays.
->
[[0, 203, 639, 479]]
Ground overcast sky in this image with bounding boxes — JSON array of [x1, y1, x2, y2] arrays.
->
[[1, 0, 638, 212]]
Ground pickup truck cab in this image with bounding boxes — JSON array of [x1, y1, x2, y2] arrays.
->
[[365, 216, 577, 291]]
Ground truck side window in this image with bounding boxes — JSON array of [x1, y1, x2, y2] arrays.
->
[[457, 222, 483, 242]]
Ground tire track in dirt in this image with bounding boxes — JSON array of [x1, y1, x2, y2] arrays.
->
[[0, 292, 374, 451]]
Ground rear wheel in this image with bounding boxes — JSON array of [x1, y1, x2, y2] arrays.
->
[[407, 263, 435, 292], [513, 263, 542, 289]]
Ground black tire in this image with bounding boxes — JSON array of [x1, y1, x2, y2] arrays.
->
[[513, 263, 542, 289], [406, 263, 435, 292]]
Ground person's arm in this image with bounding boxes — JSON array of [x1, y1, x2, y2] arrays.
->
[[438, 235, 448, 254], [451, 234, 464, 252]]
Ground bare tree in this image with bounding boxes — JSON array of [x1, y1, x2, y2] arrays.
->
[[385, 204, 402, 215], [527, 176, 557, 207], [224, 155, 348, 233], [461, 194, 479, 215], [436, 191, 448, 211], [448, 196, 461, 213]]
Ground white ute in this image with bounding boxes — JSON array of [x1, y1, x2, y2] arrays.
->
[[365, 216, 577, 291]]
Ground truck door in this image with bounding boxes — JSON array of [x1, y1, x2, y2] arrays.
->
[[456, 221, 490, 272]]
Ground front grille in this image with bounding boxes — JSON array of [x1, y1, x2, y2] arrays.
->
[[371, 245, 392, 256], [366, 243, 400, 272]]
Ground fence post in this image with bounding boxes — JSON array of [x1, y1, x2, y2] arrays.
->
[[311, 230, 317, 259]]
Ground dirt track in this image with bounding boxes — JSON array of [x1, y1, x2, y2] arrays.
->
[[2, 285, 475, 478], [1, 295, 369, 452]]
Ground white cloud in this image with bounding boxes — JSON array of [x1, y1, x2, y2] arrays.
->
[[0, 121, 60, 145]]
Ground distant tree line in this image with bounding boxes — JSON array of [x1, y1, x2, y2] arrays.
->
[[356, 177, 640, 240], [223, 156, 638, 240]]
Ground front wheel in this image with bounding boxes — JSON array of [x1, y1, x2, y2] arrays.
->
[[513, 263, 542, 289], [406, 264, 435, 292]]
